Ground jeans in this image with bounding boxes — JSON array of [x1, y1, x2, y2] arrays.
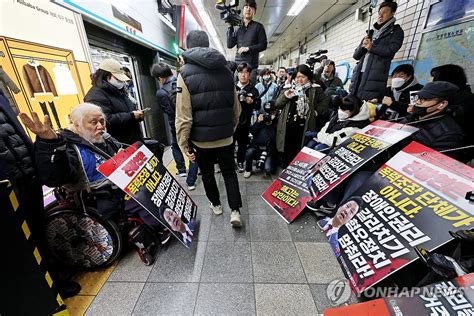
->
[[234, 123, 250, 163], [306, 141, 329, 152], [194, 143, 242, 210], [245, 146, 275, 175], [171, 130, 185, 173], [171, 129, 199, 186]]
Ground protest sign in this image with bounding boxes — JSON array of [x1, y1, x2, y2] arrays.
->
[[320, 142, 474, 293], [307, 120, 418, 201], [262, 146, 326, 223], [98, 142, 197, 248], [324, 273, 474, 315]]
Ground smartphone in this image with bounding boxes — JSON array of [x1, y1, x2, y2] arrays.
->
[[409, 91, 419, 105]]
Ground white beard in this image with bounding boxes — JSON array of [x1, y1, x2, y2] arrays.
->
[[82, 130, 105, 144]]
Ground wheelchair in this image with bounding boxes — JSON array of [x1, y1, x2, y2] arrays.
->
[[44, 188, 160, 269]]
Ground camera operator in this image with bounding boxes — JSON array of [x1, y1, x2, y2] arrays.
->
[[244, 101, 278, 178], [349, 0, 404, 101], [227, 0, 267, 83], [235, 62, 261, 172]]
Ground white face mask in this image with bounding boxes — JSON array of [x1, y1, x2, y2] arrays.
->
[[338, 109, 350, 120], [109, 76, 125, 90], [391, 77, 406, 89], [262, 75, 271, 81]]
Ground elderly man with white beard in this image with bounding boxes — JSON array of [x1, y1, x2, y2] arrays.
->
[[20, 103, 170, 263]]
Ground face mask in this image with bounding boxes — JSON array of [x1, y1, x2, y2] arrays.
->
[[338, 109, 350, 120], [109, 77, 125, 90], [391, 78, 406, 89], [262, 75, 270, 81], [412, 102, 440, 118]]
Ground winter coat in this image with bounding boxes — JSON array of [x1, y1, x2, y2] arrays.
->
[[350, 20, 404, 101], [255, 81, 279, 109], [316, 102, 370, 146], [321, 73, 344, 90], [22, 63, 58, 97], [34, 129, 123, 218], [383, 78, 423, 117], [180, 47, 237, 143], [84, 81, 143, 145], [250, 119, 277, 153], [156, 76, 178, 133], [400, 114, 464, 160], [275, 84, 330, 152]]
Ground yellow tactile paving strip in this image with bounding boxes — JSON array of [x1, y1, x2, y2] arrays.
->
[[63, 254, 118, 313], [64, 158, 177, 314]]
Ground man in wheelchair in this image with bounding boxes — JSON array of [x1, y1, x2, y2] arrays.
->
[[20, 103, 170, 266]]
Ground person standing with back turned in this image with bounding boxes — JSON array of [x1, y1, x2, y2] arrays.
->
[[175, 30, 244, 228]]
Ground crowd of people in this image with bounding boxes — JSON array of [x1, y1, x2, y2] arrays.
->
[[1, 0, 472, 303]]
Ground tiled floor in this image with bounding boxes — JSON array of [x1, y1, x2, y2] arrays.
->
[[80, 150, 357, 315]]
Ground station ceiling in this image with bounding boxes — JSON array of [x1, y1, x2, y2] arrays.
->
[[202, 0, 357, 64]]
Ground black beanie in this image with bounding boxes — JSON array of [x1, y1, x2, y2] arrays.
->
[[296, 64, 313, 82]]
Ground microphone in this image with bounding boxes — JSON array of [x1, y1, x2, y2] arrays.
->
[[316, 49, 328, 55], [102, 132, 131, 148]]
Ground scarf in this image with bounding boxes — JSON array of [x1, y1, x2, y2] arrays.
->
[[296, 82, 312, 118], [361, 17, 396, 73]]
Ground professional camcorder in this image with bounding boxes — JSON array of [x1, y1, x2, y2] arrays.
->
[[216, 0, 242, 26], [306, 49, 328, 70], [262, 100, 276, 123]]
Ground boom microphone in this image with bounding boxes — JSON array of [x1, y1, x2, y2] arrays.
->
[[102, 132, 131, 148]]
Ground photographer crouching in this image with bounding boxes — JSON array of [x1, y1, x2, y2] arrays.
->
[[243, 101, 278, 178], [235, 62, 261, 172], [227, 0, 267, 83]]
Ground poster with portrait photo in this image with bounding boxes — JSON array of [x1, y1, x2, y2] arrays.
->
[[321, 142, 474, 294], [98, 142, 198, 248]]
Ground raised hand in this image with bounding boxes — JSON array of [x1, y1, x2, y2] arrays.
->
[[19, 112, 58, 140]]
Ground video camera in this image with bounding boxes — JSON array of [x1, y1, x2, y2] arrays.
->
[[263, 100, 276, 123], [306, 49, 328, 70], [216, 0, 242, 26]]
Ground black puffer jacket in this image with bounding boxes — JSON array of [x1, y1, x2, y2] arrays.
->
[[400, 114, 465, 160], [0, 90, 37, 189], [350, 19, 404, 101], [181, 47, 236, 142], [85, 81, 143, 145]]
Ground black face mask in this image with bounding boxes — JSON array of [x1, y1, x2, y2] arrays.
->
[[412, 102, 440, 118]]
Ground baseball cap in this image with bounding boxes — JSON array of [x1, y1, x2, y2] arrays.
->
[[98, 59, 130, 82], [415, 81, 459, 103]]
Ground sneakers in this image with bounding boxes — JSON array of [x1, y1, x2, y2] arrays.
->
[[230, 210, 242, 227], [176, 170, 187, 178], [209, 202, 223, 215], [306, 200, 336, 217], [243, 171, 252, 178], [237, 162, 244, 173], [187, 185, 196, 191]]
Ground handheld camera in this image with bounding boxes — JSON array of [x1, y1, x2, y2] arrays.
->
[[216, 0, 242, 26]]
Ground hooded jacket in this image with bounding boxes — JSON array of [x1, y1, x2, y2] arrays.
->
[[316, 102, 371, 146], [85, 81, 142, 145], [350, 19, 404, 101], [176, 47, 240, 152]]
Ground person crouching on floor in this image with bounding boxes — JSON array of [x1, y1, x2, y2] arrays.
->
[[244, 101, 278, 178]]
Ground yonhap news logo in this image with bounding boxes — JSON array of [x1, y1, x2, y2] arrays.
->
[[326, 279, 352, 306]]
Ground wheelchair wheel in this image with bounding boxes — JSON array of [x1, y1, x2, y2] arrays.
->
[[45, 204, 123, 269]]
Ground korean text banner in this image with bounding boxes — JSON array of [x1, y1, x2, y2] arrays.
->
[[262, 147, 326, 223], [324, 273, 474, 315], [307, 120, 418, 202], [320, 141, 473, 293], [98, 142, 197, 248]]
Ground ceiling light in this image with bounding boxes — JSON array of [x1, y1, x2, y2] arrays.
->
[[287, 0, 309, 16], [192, 0, 225, 55]]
